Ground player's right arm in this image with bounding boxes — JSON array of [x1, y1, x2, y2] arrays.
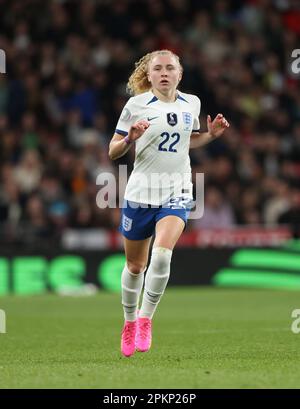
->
[[109, 120, 149, 160]]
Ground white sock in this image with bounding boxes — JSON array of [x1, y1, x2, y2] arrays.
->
[[139, 247, 172, 319], [121, 264, 145, 322]]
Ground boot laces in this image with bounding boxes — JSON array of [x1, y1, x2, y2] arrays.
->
[[140, 320, 151, 340], [123, 323, 135, 345]]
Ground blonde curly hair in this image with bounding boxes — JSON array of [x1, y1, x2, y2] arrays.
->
[[126, 50, 183, 96]]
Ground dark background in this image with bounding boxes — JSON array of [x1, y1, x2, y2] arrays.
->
[[0, 0, 300, 249]]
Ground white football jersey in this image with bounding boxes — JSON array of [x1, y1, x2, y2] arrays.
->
[[115, 90, 201, 205]]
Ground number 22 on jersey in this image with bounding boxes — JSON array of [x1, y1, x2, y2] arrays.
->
[[158, 132, 180, 153]]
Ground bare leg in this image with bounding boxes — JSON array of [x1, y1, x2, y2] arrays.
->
[[153, 215, 185, 250], [123, 236, 152, 274]]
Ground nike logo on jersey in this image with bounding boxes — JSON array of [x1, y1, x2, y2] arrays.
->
[[147, 116, 159, 121]]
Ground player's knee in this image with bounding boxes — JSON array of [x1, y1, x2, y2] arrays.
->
[[127, 260, 146, 275], [151, 247, 173, 272]]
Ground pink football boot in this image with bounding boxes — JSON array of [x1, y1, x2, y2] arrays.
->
[[136, 315, 152, 352], [121, 321, 137, 357]]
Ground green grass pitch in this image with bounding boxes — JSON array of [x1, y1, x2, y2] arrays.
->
[[1, 287, 300, 389]]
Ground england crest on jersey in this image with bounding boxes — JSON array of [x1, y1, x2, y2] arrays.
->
[[167, 112, 177, 126], [122, 215, 132, 231], [182, 112, 192, 131], [182, 112, 192, 125]]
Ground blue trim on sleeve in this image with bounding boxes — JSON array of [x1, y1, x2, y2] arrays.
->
[[115, 129, 128, 136]]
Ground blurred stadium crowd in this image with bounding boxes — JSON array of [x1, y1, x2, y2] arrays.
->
[[0, 0, 300, 245]]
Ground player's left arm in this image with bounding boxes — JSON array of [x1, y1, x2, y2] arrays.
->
[[190, 114, 230, 149]]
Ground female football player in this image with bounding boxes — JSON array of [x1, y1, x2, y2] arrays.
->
[[109, 50, 229, 357]]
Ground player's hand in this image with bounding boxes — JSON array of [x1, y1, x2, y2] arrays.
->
[[128, 120, 150, 142], [207, 114, 230, 138]]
